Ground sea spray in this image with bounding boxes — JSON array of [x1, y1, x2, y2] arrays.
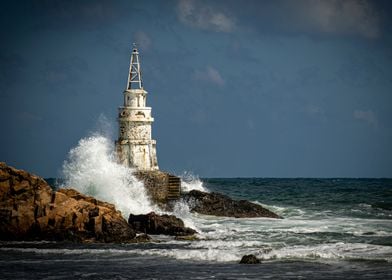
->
[[172, 200, 200, 232], [62, 135, 157, 218], [180, 171, 208, 192], [175, 172, 207, 233]]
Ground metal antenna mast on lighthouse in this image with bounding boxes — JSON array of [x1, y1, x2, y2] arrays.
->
[[127, 43, 143, 90]]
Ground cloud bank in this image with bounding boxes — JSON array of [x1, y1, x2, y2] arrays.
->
[[290, 0, 380, 38], [193, 66, 225, 86], [354, 109, 378, 128], [177, 0, 236, 32], [176, 0, 380, 39]]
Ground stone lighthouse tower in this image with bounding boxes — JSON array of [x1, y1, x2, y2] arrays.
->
[[115, 44, 159, 171]]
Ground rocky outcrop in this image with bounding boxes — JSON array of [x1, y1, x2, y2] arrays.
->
[[128, 212, 197, 236], [0, 162, 136, 242], [239, 254, 260, 264], [181, 190, 281, 219], [134, 172, 280, 220]]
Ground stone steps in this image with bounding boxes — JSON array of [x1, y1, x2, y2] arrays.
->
[[167, 175, 181, 200]]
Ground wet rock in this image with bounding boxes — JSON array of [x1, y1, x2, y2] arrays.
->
[[174, 235, 199, 241], [181, 190, 281, 219], [0, 162, 135, 243], [239, 254, 260, 264], [128, 212, 197, 236], [133, 233, 152, 243]]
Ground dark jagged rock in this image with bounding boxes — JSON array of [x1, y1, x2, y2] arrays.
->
[[239, 254, 261, 264], [128, 212, 197, 236], [181, 190, 281, 219], [372, 202, 392, 211], [0, 162, 136, 243]]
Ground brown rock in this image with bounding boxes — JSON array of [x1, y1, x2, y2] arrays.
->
[[0, 169, 11, 181], [128, 212, 197, 236], [174, 235, 199, 241], [13, 180, 30, 193], [59, 188, 117, 211], [0, 162, 135, 243], [181, 190, 281, 219]]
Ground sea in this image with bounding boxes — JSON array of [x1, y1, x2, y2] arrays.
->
[[1, 136, 391, 279]]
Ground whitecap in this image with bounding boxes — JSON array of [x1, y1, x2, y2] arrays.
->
[[179, 171, 208, 192]]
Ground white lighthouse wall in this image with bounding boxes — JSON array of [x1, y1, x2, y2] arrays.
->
[[115, 141, 129, 166], [126, 123, 151, 140], [118, 107, 152, 120], [128, 142, 158, 171], [124, 89, 146, 107], [116, 89, 159, 171]]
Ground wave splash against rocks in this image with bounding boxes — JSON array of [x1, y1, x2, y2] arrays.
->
[[62, 135, 157, 218]]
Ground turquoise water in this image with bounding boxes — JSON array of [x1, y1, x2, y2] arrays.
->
[[1, 178, 391, 279]]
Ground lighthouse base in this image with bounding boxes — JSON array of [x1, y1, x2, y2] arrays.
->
[[116, 139, 159, 171], [134, 170, 181, 209]]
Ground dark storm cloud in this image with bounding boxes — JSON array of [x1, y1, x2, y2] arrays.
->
[[176, 0, 237, 32], [0, 53, 25, 95], [29, 0, 124, 29], [176, 0, 381, 39], [43, 57, 89, 90]]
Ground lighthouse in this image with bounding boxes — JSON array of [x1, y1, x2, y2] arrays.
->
[[115, 44, 159, 171]]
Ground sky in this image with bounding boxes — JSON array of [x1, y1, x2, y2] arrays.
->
[[1, 0, 392, 178]]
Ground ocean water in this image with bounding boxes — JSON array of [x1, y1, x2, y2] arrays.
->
[[1, 178, 391, 279], [1, 136, 391, 279]]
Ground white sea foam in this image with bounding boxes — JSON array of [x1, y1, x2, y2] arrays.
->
[[259, 243, 392, 262], [3, 241, 391, 263], [172, 200, 200, 232], [180, 171, 208, 192], [188, 240, 267, 249], [137, 241, 392, 263], [134, 248, 242, 262], [62, 135, 157, 218]]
